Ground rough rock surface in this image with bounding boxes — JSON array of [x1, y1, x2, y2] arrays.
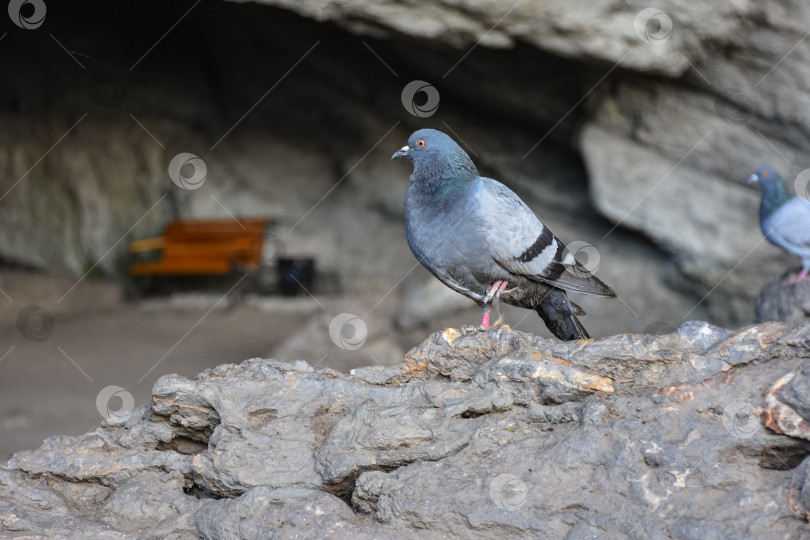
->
[[756, 271, 810, 327], [3, 322, 810, 538]]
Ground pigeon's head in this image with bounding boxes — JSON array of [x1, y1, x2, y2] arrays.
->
[[749, 166, 794, 213], [748, 166, 784, 187], [392, 129, 478, 181]]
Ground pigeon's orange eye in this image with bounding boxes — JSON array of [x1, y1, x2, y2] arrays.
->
[[763, 170, 770, 178], [416, 139, 426, 147]]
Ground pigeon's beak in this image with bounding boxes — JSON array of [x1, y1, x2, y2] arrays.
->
[[747, 174, 759, 185], [392, 145, 409, 160]]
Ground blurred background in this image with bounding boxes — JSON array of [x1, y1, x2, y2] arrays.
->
[[1, 0, 808, 458]]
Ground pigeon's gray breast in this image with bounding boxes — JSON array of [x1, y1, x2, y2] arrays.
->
[[404, 181, 490, 301], [762, 198, 810, 261]]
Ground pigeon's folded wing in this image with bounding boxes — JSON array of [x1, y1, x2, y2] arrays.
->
[[765, 198, 810, 253], [479, 179, 615, 297]]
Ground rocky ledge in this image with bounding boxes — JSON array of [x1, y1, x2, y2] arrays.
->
[[3, 322, 810, 538]]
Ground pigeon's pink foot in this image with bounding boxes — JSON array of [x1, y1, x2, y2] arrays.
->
[[784, 268, 810, 286], [481, 309, 492, 329]]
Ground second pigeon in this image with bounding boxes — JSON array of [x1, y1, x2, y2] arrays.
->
[[749, 166, 810, 285]]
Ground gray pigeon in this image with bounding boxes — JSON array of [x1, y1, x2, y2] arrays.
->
[[749, 166, 810, 284], [392, 128, 615, 340]]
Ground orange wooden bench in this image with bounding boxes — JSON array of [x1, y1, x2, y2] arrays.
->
[[129, 218, 268, 276]]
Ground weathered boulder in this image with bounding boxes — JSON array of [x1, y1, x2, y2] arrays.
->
[[3, 321, 810, 537]]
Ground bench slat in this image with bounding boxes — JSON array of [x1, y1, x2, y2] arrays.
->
[[131, 259, 233, 276], [129, 218, 268, 276]]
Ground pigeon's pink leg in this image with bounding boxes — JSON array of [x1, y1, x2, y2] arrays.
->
[[481, 308, 492, 329], [480, 281, 509, 328], [483, 280, 505, 304]]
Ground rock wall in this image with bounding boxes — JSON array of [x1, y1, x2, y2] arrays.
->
[[3, 322, 810, 537], [267, 0, 810, 322]]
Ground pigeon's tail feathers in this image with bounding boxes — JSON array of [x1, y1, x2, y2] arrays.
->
[[535, 303, 589, 341], [535, 290, 590, 341], [570, 313, 590, 340]]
